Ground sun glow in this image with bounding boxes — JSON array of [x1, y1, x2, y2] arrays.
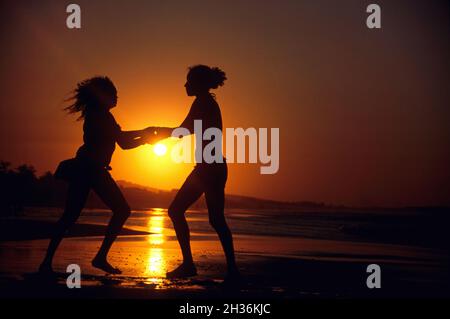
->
[[153, 143, 167, 156]]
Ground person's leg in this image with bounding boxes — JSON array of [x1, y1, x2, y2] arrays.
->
[[39, 178, 90, 273], [166, 169, 204, 278], [205, 185, 239, 277], [91, 170, 131, 274], [204, 164, 239, 278]]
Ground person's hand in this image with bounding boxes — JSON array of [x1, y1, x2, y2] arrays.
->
[[156, 127, 174, 138], [140, 127, 157, 144], [142, 126, 173, 144], [143, 126, 158, 137]]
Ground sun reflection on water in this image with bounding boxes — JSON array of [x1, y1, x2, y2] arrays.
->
[[144, 208, 167, 284]]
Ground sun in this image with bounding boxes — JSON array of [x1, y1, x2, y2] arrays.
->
[[153, 143, 167, 156]]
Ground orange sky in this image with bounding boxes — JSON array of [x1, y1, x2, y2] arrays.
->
[[0, 0, 449, 206]]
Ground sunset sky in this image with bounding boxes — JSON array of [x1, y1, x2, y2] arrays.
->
[[0, 0, 449, 206]]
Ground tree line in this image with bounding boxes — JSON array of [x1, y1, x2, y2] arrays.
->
[[0, 161, 68, 216]]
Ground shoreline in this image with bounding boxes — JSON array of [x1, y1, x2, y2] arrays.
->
[[0, 218, 151, 241], [1, 252, 449, 299], [1, 215, 449, 299]]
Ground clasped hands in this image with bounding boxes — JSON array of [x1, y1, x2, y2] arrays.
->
[[141, 126, 173, 145]]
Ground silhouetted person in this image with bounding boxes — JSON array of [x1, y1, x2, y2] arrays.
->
[[155, 65, 240, 281], [39, 76, 156, 275]]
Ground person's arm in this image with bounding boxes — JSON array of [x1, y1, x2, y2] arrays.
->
[[142, 127, 174, 143], [117, 129, 148, 149], [178, 103, 196, 133], [140, 103, 198, 144]]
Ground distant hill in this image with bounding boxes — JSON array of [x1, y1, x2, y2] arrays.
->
[[0, 160, 326, 215], [116, 180, 161, 193], [2, 161, 447, 214], [113, 180, 326, 210]]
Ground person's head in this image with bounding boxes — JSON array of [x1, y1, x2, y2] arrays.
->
[[185, 65, 227, 96], [65, 76, 118, 119]]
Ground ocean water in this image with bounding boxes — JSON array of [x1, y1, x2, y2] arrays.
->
[[20, 206, 450, 249]]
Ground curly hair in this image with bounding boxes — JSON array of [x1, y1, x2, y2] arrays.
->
[[64, 76, 117, 120], [187, 65, 227, 90]]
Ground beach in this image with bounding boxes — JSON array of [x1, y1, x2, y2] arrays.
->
[[1, 207, 449, 298]]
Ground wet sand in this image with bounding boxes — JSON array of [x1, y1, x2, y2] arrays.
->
[[1, 219, 449, 298]]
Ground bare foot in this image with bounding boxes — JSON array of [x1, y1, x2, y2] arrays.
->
[[166, 262, 197, 279], [92, 257, 122, 274]]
